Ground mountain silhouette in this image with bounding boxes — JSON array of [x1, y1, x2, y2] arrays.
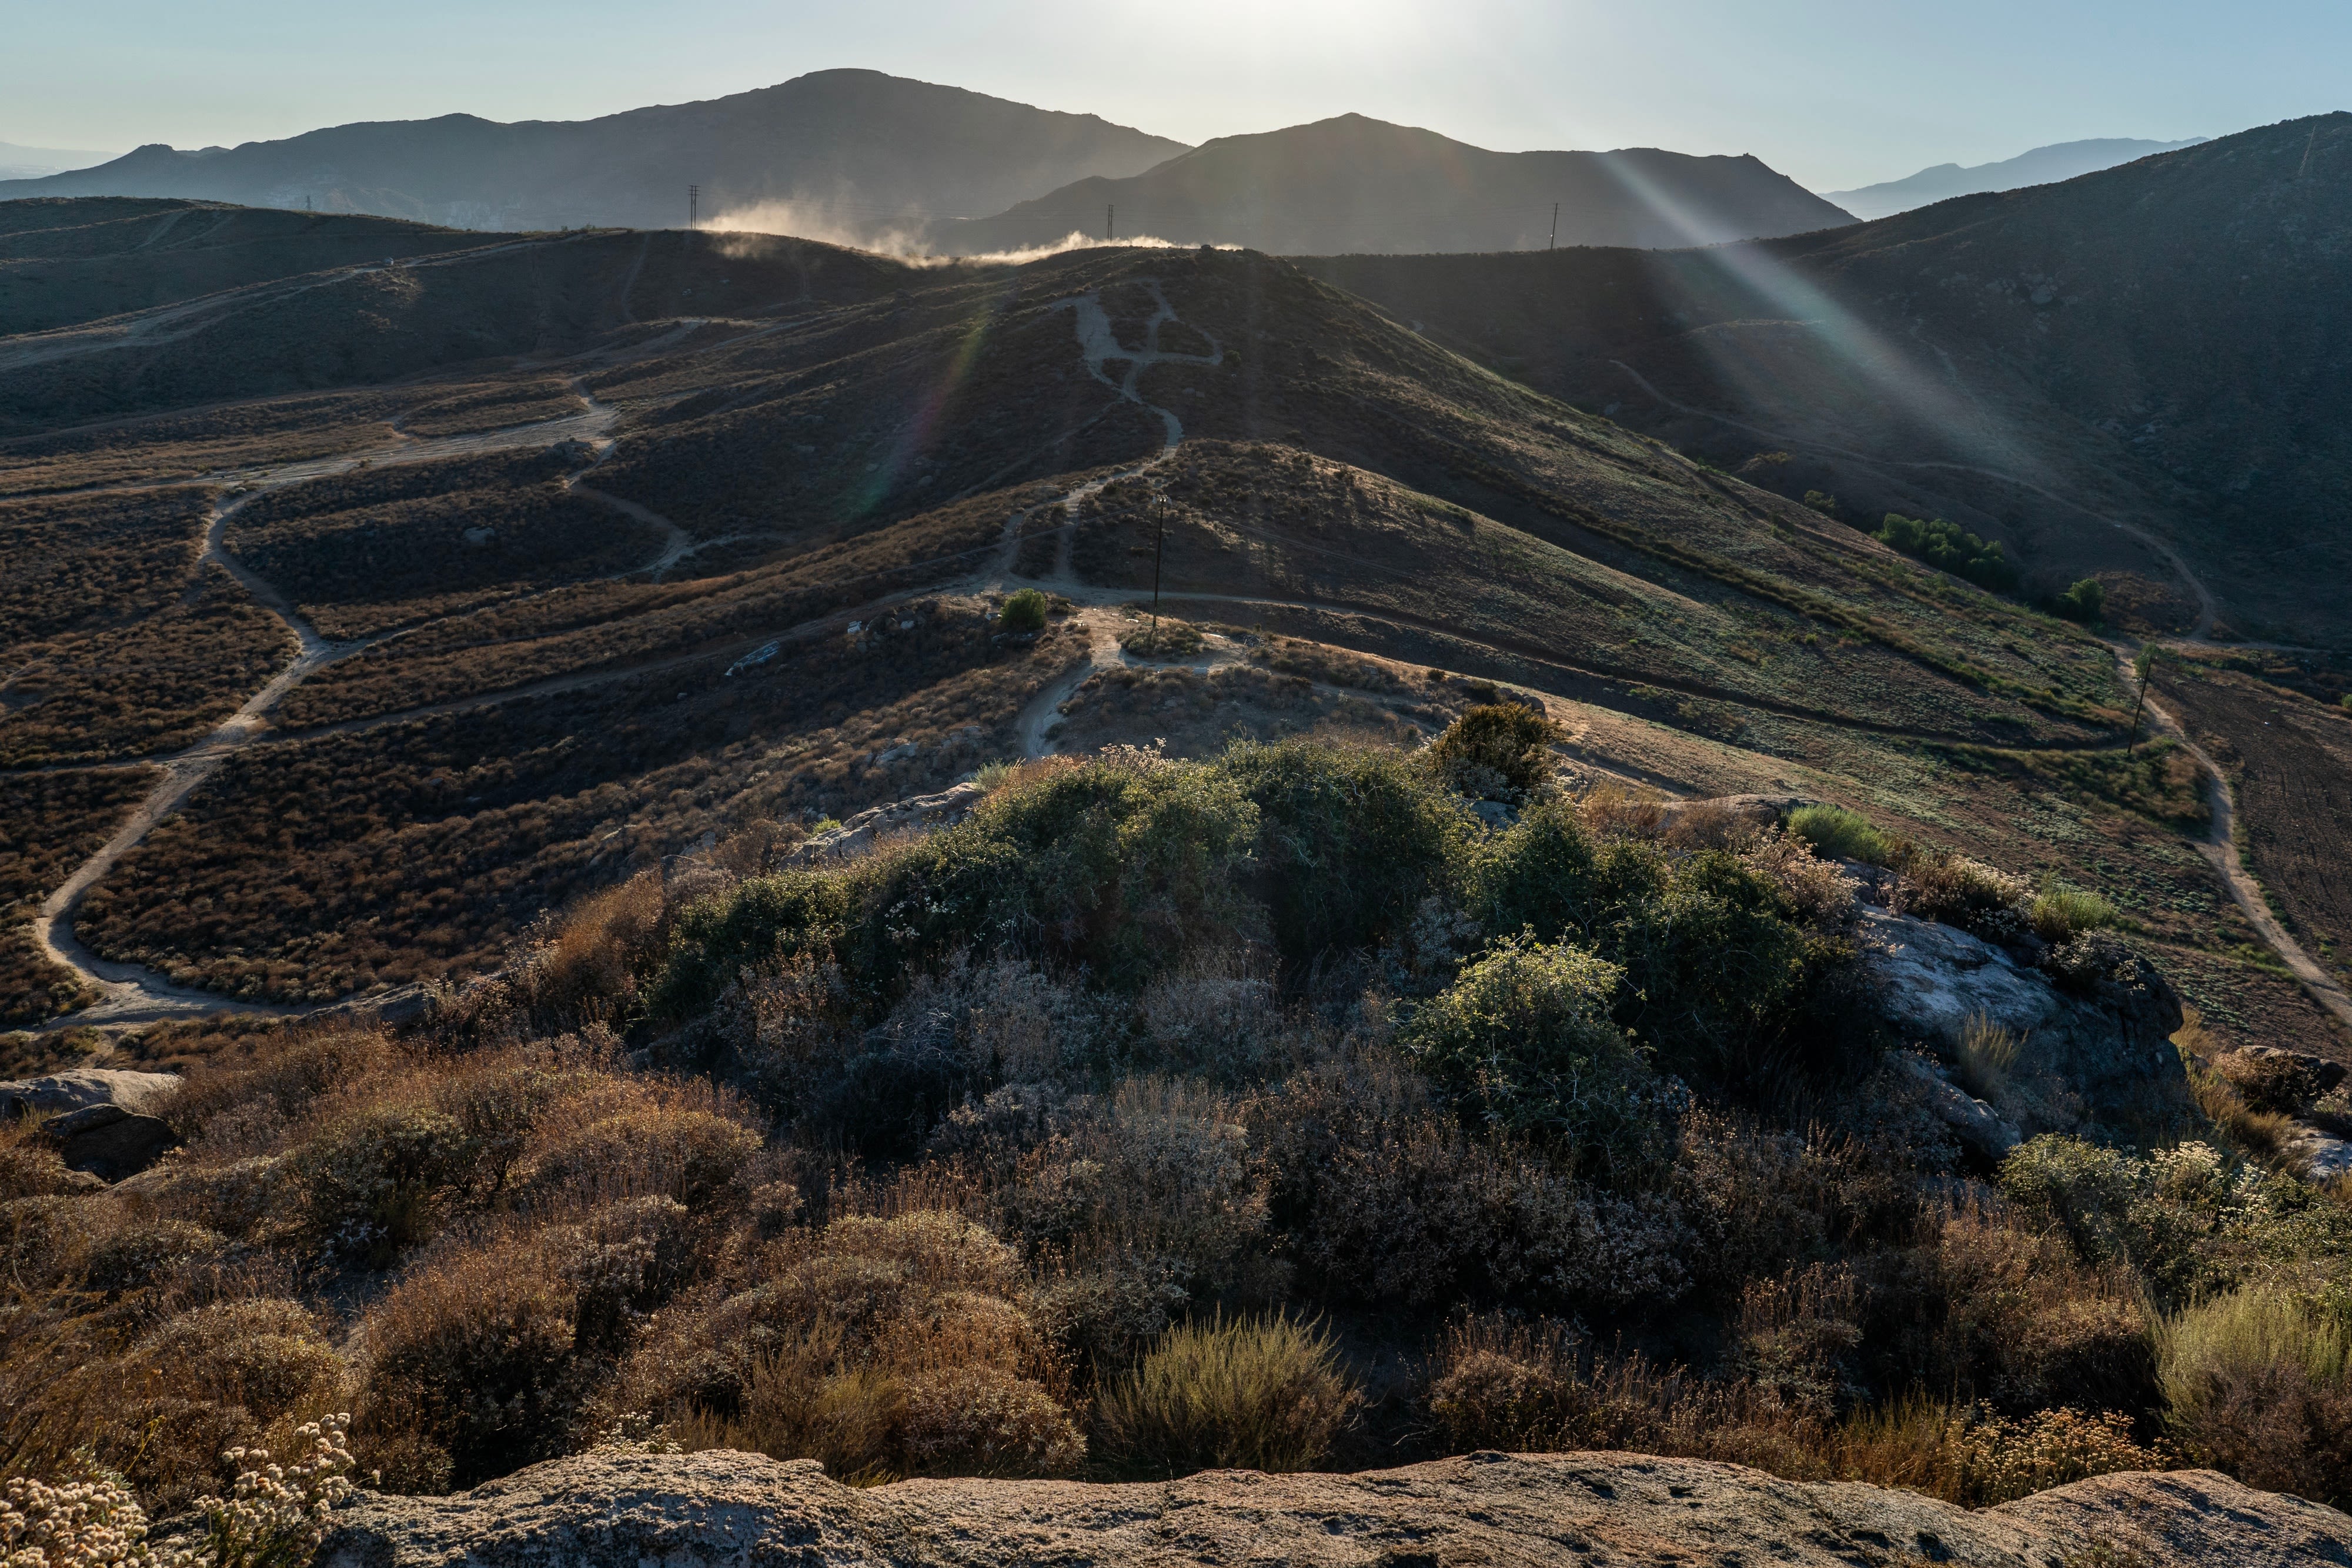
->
[[0, 71, 1184, 239], [1822, 136, 2207, 219], [930, 114, 1855, 255]]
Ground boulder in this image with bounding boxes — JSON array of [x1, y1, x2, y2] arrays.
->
[[0, 1069, 179, 1120], [2281, 1124, 2352, 1183], [1853, 907, 2193, 1139], [45, 1104, 178, 1181], [316, 1447, 2347, 1568]]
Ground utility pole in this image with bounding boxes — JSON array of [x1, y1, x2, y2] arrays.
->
[[1107, 203, 1115, 243], [2129, 644, 2158, 754], [689, 184, 700, 231], [1548, 202, 1559, 251]]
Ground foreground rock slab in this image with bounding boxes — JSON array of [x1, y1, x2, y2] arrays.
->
[[318, 1448, 2351, 1567]]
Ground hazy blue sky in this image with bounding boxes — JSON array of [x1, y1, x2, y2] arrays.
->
[[6, 0, 2346, 190]]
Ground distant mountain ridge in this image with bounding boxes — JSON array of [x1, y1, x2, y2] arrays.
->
[[931, 114, 1855, 255], [1823, 136, 2207, 219], [0, 141, 116, 181], [0, 71, 1185, 239]]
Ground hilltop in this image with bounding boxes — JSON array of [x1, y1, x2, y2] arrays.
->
[[0, 71, 1185, 240], [932, 113, 1855, 254]]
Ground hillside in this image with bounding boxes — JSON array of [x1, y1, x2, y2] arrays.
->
[[1822, 136, 2207, 219], [4, 191, 2352, 1544], [1, 191, 2334, 1069], [930, 114, 1855, 255], [0, 200, 513, 336], [0, 70, 1186, 240], [1304, 112, 2352, 646]]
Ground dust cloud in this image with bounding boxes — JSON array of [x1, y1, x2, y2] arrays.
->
[[703, 198, 1213, 266]]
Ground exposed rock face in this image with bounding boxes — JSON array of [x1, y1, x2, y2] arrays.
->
[[1890, 1050, 2023, 1159], [787, 781, 989, 865], [316, 1448, 2348, 1568], [1853, 907, 2193, 1140], [0, 1069, 179, 1119]]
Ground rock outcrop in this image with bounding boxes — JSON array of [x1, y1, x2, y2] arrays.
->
[[0, 1068, 179, 1119], [317, 1448, 2348, 1567], [787, 781, 989, 866], [1853, 907, 2193, 1141]]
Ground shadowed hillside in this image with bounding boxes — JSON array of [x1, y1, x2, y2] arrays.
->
[[0, 200, 513, 336], [1304, 113, 2352, 644], [932, 115, 1855, 255]]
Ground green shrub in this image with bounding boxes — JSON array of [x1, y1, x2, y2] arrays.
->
[[1597, 850, 1819, 1083], [846, 753, 1259, 992], [1402, 935, 1657, 1166], [1875, 513, 2019, 593], [1786, 805, 1892, 865], [2054, 578, 2107, 624], [998, 589, 1049, 633], [2029, 882, 2119, 944], [1094, 1311, 1359, 1475], [1219, 738, 1472, 959], [650, 872, 850, 1020], [1468, 797, 1603, 938], [1427, 702, 1558, 801]]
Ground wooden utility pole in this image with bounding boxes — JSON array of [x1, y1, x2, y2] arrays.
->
[[1549, 202, 1559, 250], [2129, 644, 2158, 754]]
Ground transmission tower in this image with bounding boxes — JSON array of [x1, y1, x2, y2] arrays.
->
[[689, 184, 700, 230]]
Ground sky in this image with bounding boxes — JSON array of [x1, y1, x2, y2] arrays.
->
[[5, 0, 2347, 192]]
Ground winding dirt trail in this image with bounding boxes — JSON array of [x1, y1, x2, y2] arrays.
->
[[2119, 649, 2352, 1031], [1608, 359, 2352, 1025], [22, 394, 636, 1029]]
